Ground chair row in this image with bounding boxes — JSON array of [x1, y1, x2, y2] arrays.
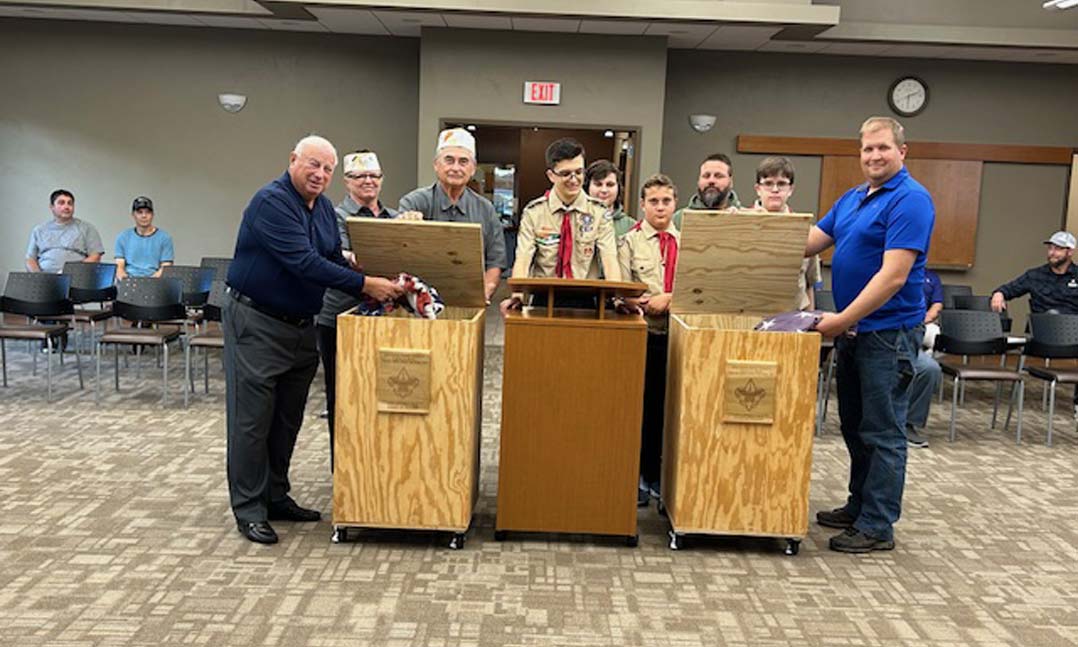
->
[[1, 271, 227, 405]]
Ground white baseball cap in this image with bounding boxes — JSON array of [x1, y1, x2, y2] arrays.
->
[[1044, 231, 1076, 249], [436, 128, 476, 158], [343, 151, 381, 175]]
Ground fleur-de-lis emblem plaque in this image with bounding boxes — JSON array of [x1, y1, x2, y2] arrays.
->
[[723, 360, 778, 425], [734, 378, 767, 411]]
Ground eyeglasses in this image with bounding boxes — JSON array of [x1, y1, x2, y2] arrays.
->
[[346, 173, 383, 181], [551, 168, 584, 179], [757, 180, 792, 191]]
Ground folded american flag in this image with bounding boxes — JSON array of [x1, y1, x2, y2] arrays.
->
[[356, 273, 445, 320], [755, 310, 824, 333]]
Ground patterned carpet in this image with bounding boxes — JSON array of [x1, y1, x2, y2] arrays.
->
[[1, 334, 1077, 647]]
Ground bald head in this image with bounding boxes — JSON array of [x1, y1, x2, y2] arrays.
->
[[289, 135, 338, 206]]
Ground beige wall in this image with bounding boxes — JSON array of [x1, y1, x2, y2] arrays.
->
[[0, 18, 419, 271], [662, 50, 1078, 329], [416, 28, 667, 195]]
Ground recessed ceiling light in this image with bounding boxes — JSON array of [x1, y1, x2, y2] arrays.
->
[[603, 130, 614, 138], [466, 124, 477, 132]]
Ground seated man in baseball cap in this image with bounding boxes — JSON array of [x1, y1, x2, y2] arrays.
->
[[991, 231, 1078, 316], [115, 196, 174, 280]]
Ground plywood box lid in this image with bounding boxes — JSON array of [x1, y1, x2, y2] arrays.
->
[[345, 218, 485, 308], [672, 210, 813, 316]]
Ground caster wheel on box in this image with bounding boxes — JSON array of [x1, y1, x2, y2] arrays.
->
[[625, 534, 639, 548], [449, 533, 466, 550], [493, 530, 508, 542], [668, 530, 684, 551], [331, 526, 349, 544], [784, 539, 801, 556]]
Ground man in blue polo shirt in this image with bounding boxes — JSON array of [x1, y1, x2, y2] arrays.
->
[[115, 196, 174, 279], [224, 135, 403, 545], [807, 116, 935, 553]]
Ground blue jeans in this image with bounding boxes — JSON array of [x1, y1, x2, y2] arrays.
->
[[907, 349, 941, 430], [834, 327, 920, 541]]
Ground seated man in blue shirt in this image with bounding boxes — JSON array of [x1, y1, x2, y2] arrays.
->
[[115, 196, 174, 280], [906, 269, 943, 448], [808, 116, 935, 553]]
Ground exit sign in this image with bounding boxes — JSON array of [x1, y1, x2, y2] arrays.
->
[[524, 81, 561, 105]]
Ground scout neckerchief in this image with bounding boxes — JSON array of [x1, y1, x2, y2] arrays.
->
[[630, 220, 679, 293], [556, 205, 574, 279]]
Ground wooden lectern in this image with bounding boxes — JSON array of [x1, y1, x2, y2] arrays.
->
[[333, 218, 486, 549], [496, 278, 648, 545], [661, 210, 820, 556]]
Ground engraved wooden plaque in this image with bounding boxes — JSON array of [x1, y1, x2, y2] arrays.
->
[[376, 348, 431, 414], [722, 360, 778, 425]]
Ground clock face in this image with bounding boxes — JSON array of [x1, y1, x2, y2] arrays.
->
[[889, 77, 928, 117]]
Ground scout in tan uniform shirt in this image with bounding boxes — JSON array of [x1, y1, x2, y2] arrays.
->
[[751, 156, 821, 310], [502, 138, 620, 312], [616, 173, 680, 507]]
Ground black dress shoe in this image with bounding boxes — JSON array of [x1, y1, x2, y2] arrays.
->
[[237, 521, 278, 544], [268, 500, 322, 522]]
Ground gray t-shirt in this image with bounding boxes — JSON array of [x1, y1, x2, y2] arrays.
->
[[26, 218, 105, 273], [316, 196, 398, 328], [398, 183, 507, 272]]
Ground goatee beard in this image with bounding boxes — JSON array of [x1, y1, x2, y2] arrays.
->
[[699, 187, 728, 208]]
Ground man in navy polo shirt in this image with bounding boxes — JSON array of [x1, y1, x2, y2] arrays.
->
[[224, 135, 403, 545], [806, 116, 935, 553]]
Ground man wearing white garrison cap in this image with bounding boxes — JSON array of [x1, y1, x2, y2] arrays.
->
[[317, 149, 399, 468], [398, 127, 507, 301]]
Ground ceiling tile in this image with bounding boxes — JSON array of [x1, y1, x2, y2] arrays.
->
[[443, 13, 512, 30], [511, 16, 581, 32], [757, 40, 831, 53], [818, 42, 895, 56], [124, 11, 203, 26], [578, 19, 648, 35], [645, 22, 717, 49], [308, 7, 388, 35], [698, 24, 781, 50], [195, 15, 269, 29], [259, 18, 327, 32], [372, 10, 445, 37]]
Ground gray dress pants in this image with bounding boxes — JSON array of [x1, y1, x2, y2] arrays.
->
[[224, 297, 319, 523]]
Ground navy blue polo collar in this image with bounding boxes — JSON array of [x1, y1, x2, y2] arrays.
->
[[278, 170, 317, 212]]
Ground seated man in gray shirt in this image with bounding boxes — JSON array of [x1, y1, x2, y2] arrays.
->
[[26, 189, 105, 272], [398, 127, 506, 302]]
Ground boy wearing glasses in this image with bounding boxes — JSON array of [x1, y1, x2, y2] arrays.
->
[[753, 156, 820, 311], [317, 150, 397, 469], [502, 138, 620, 312]]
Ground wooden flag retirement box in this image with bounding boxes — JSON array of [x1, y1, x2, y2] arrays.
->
[[333, 219, 485, 549], [662, 210, 820, 556]]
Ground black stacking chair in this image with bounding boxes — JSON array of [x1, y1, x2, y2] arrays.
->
[[937, 310, 1025, 443], [941, 284, 973, 309], [161, 265, 215, 308], [1022, 313, 1078, 446], [96, 277, 185, 405], [59, 262, 117, 354], [0, 272, 82, 400], [952, 294, 1012, 333], [814, 289, 837, 435], [199, 257, 232, 282], [184, 281, 227, 407]]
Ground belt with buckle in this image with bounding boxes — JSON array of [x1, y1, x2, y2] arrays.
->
[[226, 286, 313, 327]]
